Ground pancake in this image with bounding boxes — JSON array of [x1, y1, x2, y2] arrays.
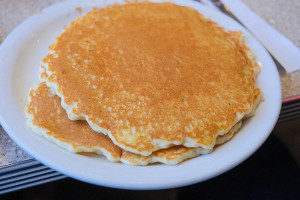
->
[[43, 2, 261, 156], [39, 64, 48, 81], [25, 82, 242, 165], [121, 121, 241, 165], [25, 82, 122, 162]]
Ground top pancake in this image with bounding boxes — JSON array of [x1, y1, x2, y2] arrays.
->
[[25, 82, 241, 165], [43, 2, 261, 156]]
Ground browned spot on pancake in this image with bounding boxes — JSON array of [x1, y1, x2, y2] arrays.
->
[[34, 10, 43, 15], [39, 65, 48, 81], [75, 7, 82, 14]]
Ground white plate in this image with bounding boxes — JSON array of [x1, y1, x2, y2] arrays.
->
[[0, 0, 281, 189]]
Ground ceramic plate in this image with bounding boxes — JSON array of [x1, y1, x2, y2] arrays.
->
[[0, 0, 281, 189]]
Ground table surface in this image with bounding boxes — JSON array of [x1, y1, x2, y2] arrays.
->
[[1, 0, 300, 172]]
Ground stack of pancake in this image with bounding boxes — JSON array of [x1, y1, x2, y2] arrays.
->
[[25, 2, 262, 165]]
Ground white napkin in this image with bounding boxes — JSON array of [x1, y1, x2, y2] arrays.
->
[[206, 0, 300, 73]]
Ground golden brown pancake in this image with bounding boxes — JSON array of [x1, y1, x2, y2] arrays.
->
[[121, 121, 242, 165], [39, 64, 48, 81], [25, 82, 242, 165], [25, 82, 123, 162], [43, 2, 261, 156]]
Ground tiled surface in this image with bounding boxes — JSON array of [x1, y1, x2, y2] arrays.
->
[[243, 0, 300, 47], [0, 0, 64, 168], [0, 0, 62, 43], [242, 0, 300, 98], [0, 125, 32, 167]]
